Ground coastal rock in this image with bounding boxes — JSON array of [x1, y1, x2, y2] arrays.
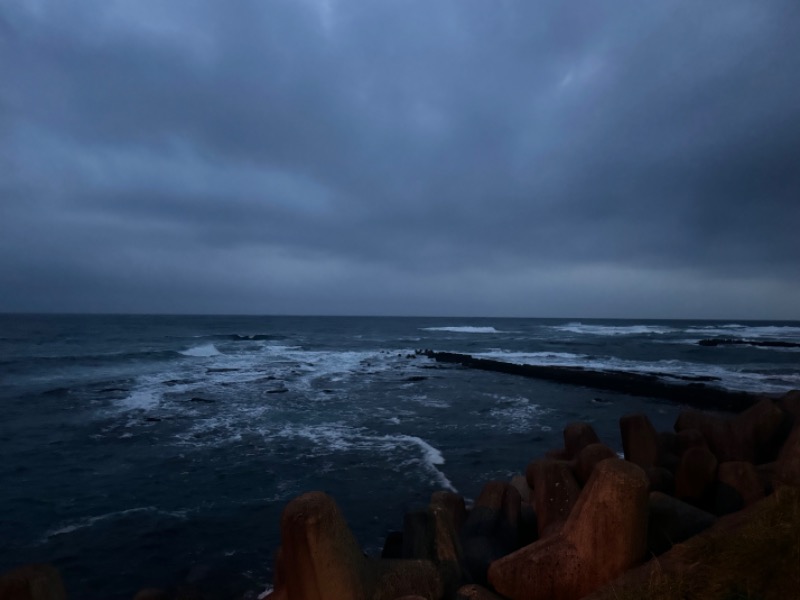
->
[[675, 446, 718, 509], [574, 443, 616, 485], [715, 461, 765, 515], [267, 492, 442, 600], [460, 482, 520, 585], [620, 413, 660, 468], [647, 491, 717, 556], [488, 459, 649, 600], [526, 459, 580, 536], [563, 422, 600, 459], [0, 565, 66, 600]]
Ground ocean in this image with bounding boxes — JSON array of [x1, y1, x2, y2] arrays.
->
[[1, 315, 799, 599]]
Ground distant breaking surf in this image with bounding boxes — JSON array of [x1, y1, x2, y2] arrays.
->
[[421, 326, 500, 334]]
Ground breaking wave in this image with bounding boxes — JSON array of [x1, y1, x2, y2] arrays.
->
[[552, 322, 676, 336], [421, 326, 500, 334], [179, 343, 222, 357]]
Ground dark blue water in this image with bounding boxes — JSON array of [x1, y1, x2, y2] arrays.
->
[[1, 315, 799, 599]]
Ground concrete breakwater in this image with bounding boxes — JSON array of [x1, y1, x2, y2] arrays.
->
[[3, 390, 799, 600], [417, 349, 760, 412]]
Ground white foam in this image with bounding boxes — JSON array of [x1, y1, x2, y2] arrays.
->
[[421, 326, 501, 333], [271, 425, 456, 491], [117, 389, 161, 411], [390, 434, 456, 492], [685, 324, 800, 341], [552, 322, 675, 336], [486, 396, 551, 433], [402, 394, 451, 409], [394, 434, 445, 465], [43, 506, 188, 539], [179, 343, 222, 357]]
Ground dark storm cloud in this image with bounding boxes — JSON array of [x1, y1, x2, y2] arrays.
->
[[1, 0, 799, 317]]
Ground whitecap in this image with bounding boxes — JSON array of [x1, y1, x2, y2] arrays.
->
[[390, 434, 456, 492], [685, 324, 800, 341], [179, 343, 222, 357], [271, 425, 456, 491], [402, 394, 450, 409], [487, 396, 551, 433], [552, 322, 675, 336], [117, 389, 161, 411]]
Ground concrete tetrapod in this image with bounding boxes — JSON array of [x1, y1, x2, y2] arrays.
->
[[266, 492, 442, 600], [488, 458, 649, 600]]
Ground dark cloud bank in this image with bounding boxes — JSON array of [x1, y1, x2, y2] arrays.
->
[[1, 0, 799, 318]]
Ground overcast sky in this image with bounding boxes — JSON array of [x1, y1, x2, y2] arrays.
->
[[1, 0, 799, 318]]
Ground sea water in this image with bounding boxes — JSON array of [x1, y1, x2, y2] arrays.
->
[[1, 315, 799, 599]]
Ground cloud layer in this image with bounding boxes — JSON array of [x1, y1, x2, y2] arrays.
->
[[2, 0, 799, 317]]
